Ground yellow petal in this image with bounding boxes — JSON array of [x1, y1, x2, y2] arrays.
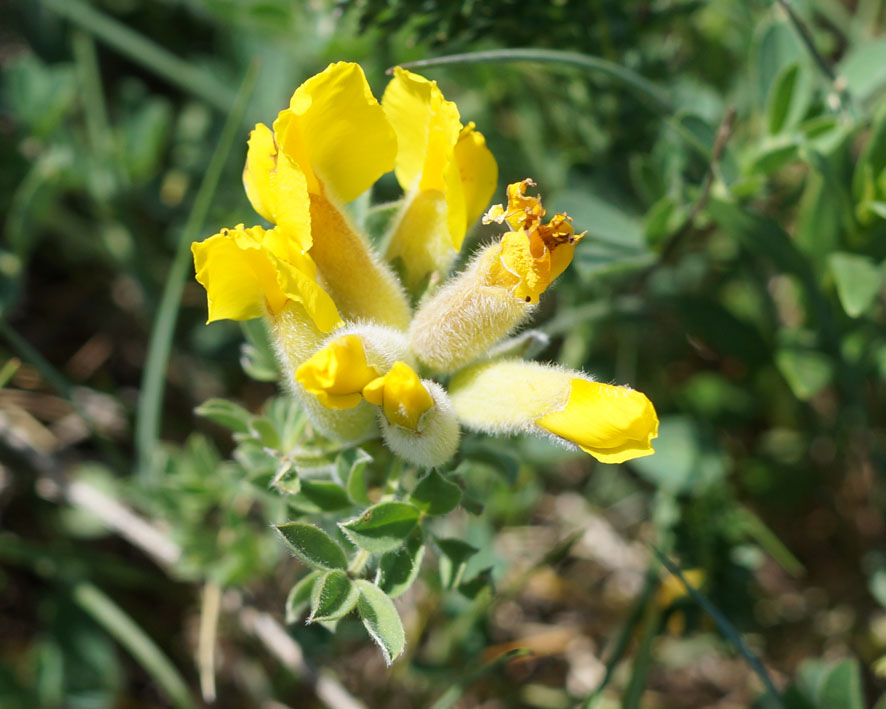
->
[[363, 361, 434, 430], [243, 121, 314, 252], [278, 62, 396, 203], [242, 123, 277, 224], [536, 380, 659, 463], [382, 67, 461, 193], [295, 335, 380, 409], [191, 225, 287, 322], [270, 250, 342, 333], [490, 230, 552, 303], [453, 123, 498, 234]]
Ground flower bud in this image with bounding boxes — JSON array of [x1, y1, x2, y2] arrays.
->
[[363, 363, 460, 468], [448, 359, 658, 464], [277, 320, 412, 443]]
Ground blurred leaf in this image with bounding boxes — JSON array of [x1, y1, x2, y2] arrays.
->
[[240, 318, 280, 381], [194, 398, 252, 434], [776, 347, 833, 400], [120, 98, 172, 181], [436, 538, 478, 589], [768, 63, 813, 135], [458, 439, 520, 486], [555, 181, 655, 277], [818, 659, 864, 709], [249, 416, 280, 450], [377, 527, 425, 599], [309, 569, 359, 623], [458, 567, 494, 599], [852, 101, 886, 202], [629, 416, 726, 495], [828, 252, 883, 317], [274, 523, 348, 571], [355, 580, 405, 665], [339, 448, 373, 505], [287, 479, 351, 514], [644, 195, 687, 246], [340, 502, 421, 554], [749, 138, 801, 175], [285, 570, 320, 624], [3, 54, 77, 137], [409, 470, 462, 516], [753, 20, 806, 107], [837, 39, 886, 106]]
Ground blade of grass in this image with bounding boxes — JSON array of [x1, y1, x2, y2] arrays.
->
[[134, 61, 258, 480], [620, 593, 661, 709], [735, 505, 805, 578], [0, 357, 21, 388], [40, 0, 236, 112], [71, 29, 116, 187], [393, 48, 673, 114], [584, 568, 658, 708], [649, 545, 783, 706], [430, 648, 532, 709], [73, 582, 196, 709]]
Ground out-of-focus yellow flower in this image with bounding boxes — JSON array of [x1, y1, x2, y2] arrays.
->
[[657, 568, 705, 635], [382, 68, 497, 287], [191, 223, 341, 331], [296, 335, 380, 410], [363, 361, 435, 430], [449, 360, 658, 463]]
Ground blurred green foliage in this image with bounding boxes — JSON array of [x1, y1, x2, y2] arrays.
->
[[2, 0, 886, 707]]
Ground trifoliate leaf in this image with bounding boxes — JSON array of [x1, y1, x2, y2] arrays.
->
[[275, 522, 348, 570]]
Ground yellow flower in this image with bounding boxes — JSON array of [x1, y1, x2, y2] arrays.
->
[[382, 68, 498, 287], [363, 361, 435, 431], [192, 60, 658, 471], [295, 335, 381, 410], [190, 223, 340, 331], [242, 62, 411, 329], [449, 360, 658, 464], [409, 180, 583, 373], [483, 179, 585, 304]]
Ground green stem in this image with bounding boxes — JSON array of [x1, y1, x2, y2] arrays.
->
[[394, 48, 673, 114], [73, 582, 196, 709], [134, 61, 258, 480], [40, 0, 236, 112], [348, 549, 371, 577]]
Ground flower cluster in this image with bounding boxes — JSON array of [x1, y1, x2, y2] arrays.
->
[[192, 62, 658, 469]]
